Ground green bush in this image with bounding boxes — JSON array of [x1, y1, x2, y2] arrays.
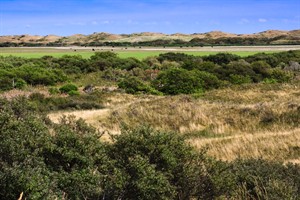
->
[[48, 87, 60, 95], [263, 78, 278, 84], [270, 68, 294, 83], [59, 83, 78, 94], [193, 70, 221, 90], [106, 126, 213, 199], [229, 74, 252, 84], [14, 78, 27, 89], [152, 68, 204, 95], [251, 61, 272, 81], [68, 90, 80, 96], [203, 53, 240, 65], [118, 76, 160, 95]]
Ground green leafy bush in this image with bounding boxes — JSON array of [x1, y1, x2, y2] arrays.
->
[[270, 68, 294, 83], [229, 74, 252, 84], [48, 87, 60, 95], [59, 83, 78, 94], [118, 76, 160, 95], [68, 90, 80, 96], [152, 68, 204, 95], [106, 126, 213, 199], [193, 70, 221, 90]]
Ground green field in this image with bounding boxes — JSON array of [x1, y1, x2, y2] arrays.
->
[[0, 47, 279, 59]]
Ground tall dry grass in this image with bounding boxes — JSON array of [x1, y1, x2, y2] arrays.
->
[[101, 82, 300, 161], [48, 82, 299, 161], [104, 83, 299, 134]]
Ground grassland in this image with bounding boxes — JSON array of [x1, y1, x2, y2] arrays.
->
[[47, 82, 300, 163], [0, 46, 290, 59]]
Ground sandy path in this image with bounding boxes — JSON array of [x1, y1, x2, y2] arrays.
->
[[48, 97, 159, 134], [48, 108, 111, 127]]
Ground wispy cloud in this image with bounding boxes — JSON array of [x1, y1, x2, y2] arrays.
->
[[258, 18, 267, 23]]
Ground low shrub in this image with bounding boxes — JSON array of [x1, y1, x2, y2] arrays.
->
[[118, 76, 160, 95], [59, 83, 78, 94], [68, 90, 80, 96]]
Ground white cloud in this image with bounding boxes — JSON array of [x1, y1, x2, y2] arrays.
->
[[25, 24, 31, 28], [258, 18, 267, 23], [91, 21, 98, 25]]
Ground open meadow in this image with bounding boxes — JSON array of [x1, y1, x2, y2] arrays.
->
[[1, 45, 300, 59]]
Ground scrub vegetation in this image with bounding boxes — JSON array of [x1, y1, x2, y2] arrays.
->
[[0, 50, 300, 199]]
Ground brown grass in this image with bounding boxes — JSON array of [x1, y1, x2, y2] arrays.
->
[[189, 128, 300, 161], [0, 87, 50, 100], [48, 82, 300, 161], [102, 83, 300, 161]]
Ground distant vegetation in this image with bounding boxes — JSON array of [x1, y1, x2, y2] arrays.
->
[[0, 50, 299, 95]]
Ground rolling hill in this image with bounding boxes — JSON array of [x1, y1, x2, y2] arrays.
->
[[0, 29, 300, 46]]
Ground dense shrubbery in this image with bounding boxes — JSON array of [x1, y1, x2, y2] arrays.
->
[[0, 56, 67, 90], [0, 50, 299, 94], [152, 68, 204, 94], [59, 83, 78, 94], [0, 98, 299, 199], [118, 76, 161, 95]]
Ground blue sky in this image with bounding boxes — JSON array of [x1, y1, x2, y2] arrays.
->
[[0, 0, 299, 36]]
